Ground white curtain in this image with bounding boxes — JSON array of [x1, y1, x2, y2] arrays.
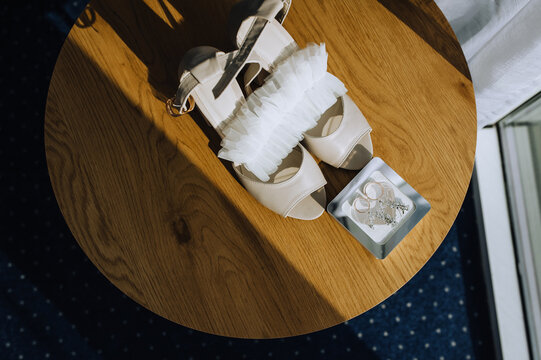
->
[[435, 0, 541, 128]]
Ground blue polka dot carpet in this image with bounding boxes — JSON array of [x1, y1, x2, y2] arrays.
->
[[1, 1, 497, 359]]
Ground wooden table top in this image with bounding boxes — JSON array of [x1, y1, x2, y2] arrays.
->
[[45, 0, 476, 338]]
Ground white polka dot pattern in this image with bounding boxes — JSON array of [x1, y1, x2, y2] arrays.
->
[[0, 1, 496, 359]]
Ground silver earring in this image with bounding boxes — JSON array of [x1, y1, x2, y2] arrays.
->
[[367, 208, 398, 228], [377, 198, 409, 214]]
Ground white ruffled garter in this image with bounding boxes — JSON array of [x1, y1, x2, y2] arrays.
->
[[217, 43, 347, 182]]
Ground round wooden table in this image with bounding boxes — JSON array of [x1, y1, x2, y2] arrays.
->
[[45, 0, 476, 338]]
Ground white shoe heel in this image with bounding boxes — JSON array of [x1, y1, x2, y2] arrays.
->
[[224, 0, 374, 170], [168, 46, 327, 220]]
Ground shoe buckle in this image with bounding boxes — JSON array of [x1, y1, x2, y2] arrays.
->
[[166, 95, 195, 117]]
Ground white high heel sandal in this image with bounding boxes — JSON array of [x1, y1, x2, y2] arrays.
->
[[167, 46, 328, 220], [219, 0, 374, 170]]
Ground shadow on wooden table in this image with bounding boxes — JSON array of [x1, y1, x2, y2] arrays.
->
[[47, 15, 352, 337], [87, 0, 361, 195], [90, 0, 234, 102], [87, 0, 241, 179]]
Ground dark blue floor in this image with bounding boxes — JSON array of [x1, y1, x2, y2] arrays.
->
[[1, 1, 496, 359]]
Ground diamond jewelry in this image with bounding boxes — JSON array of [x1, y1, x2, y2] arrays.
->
[[377, 198, 410, 215]]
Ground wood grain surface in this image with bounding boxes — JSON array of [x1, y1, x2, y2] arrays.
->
[[45, 0, 476, 338]]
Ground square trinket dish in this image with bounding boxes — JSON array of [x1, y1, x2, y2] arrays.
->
[[327, 157, 430, 259]]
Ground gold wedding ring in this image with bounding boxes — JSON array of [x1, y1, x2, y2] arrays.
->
[[353, 197, 370, 213], [363, 181, 384, 200]]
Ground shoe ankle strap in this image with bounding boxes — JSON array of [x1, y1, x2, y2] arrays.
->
[[213, 0, 290, 99], [276, 0, 291, 24], [168, 71, 199, 116], [212, 18, 268, 98], [169, 50, 240, 116]]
